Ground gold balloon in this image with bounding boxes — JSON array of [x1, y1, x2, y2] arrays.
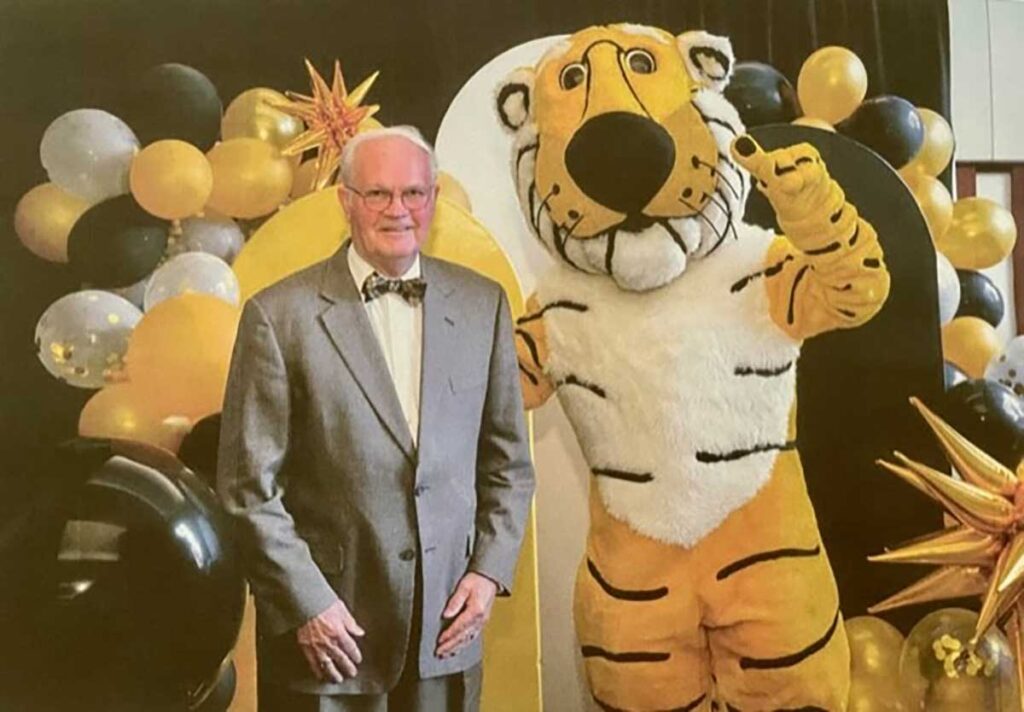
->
[[290, 159, 320, 199], [797, 46, 869, 125], [221, 87, 305, 152], [905, 174, 953, 242], [206, 138, 294, 219], [792, 116, 836, 132], [848, 616, 906, 679], [79, 383, 191, 453], [941, 316, 1003, 379], [130, 139, 213, 220], [14, 182, 90, 262], [437, 171, 473, 212], [937, 197, 1017, 270], [847, 679, 907, 712], [125, 293, 240, 420], [901, 108, 955, 179]]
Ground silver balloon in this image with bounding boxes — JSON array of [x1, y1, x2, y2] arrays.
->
[[143, 252, 240, 311], [173, 214, 245, 264], [986, 335, 1024, 399], [936, 251, 961, 326], [35, 290, 142, 388], [40, 109, 139, 203], [107, 276, 150, 310]]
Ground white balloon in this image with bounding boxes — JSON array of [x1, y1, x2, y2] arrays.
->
[[936, 251, 960, 325], [40, 109, 139, 203], [986, 335, 1024, 399], [143, 252, 240, 310], [173, 214, 246, 263], [106, 276, 150, 310], [35, 290, 142, 388]]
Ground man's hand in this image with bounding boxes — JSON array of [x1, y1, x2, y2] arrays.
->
[[296, 599, 365, 683], [435, 571, 498, 658]]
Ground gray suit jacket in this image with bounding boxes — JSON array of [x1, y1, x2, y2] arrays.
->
[[216, 242, 534, 694]]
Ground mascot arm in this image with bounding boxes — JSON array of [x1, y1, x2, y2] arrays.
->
[[731, 135, 890, 341], [515, 294, 556, 410]]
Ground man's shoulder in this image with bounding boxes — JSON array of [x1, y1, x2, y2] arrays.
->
[[248, 254, 334, 315], [425, 255, 503, 300]]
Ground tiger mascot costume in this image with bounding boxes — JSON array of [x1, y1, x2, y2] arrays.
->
[[495, 25, 890, 711]]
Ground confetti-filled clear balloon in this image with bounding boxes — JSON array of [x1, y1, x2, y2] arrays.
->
[[40, 109, 140, 203], [899, 608, 1020, 712], [986, 335, 1024, 399], [35, 290, 142, 388], [173, 214, 245, 263], [936, 251, 961, 326], [143, 252, 240, 310]]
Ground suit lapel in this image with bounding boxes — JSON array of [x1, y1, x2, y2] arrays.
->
[[417, 257, 456, 468], [317, 243, 416, 462]]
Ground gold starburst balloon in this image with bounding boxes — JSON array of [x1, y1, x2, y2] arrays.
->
[[870, 396, 1024, 702], [270, 59, 380, 191]]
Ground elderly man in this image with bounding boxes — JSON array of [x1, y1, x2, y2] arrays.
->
[[217, 126, 535, 712]]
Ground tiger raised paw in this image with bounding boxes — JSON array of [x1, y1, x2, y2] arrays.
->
[[498, 23, 890, 712]]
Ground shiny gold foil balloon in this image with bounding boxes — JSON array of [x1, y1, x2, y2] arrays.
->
[[901, 108, 955, 179], [206, 138, 293, 218], [14, 182, 90, 262], [905, 174, 953, 243], [130, 139, 213, 219], [941, 316, 1003, 378], [290, 159, 319, 199], [221, 87, 305, 151], [938, 197, 1017, 270], [797, 46, 869, 125]]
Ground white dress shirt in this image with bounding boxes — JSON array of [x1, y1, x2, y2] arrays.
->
[[348, 245, 423, 446]]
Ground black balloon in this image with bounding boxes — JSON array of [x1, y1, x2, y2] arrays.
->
[[724, 62, 801, 128], [120, 63, 222, 150], [178, 413, 222, 488], [837, 95, 924, 169], [193, 661, 236, 712], [67, 195, 167, 288], [956, 269, 1005, 327], [943, 361, 969, 391], [938, 379, 1024, 469]]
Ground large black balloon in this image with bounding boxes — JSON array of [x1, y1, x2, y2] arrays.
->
[[194, 661, 236, 712], [955, 269, 1005, 327], [723, 61, 801, 128], [837, 95, 924, 169], [120, 63, 222, 150], [938, 379, 1024, 469], [178, 413, 222, 489], [67, 195, 167, 288], [0, 439, 244, 711]]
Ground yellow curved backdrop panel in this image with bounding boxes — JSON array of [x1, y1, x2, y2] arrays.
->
[[230, 188, 542, 712]]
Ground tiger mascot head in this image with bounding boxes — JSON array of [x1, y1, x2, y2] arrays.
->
[[495, 24, 750, 291]]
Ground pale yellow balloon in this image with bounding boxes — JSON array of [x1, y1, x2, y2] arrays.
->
[[942, 316, 1003, 378], [221, 87, 305, 151], [847, 679, 907, 712], [130, 140, 213, 219], [937, 197, 1017, 270], [437, 171, 473, 212], [847, 616, 905, 679], [792, 116, 836, 132], [798, 46, 869, 124], [900, 108, 955, 179], [206, 138, 294, 219], [14, 182, 90, 262], [905, 174, 953, 242], [79, 383, 191, 453]]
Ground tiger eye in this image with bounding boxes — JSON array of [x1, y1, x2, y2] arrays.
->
[[560, 64, 586, 91]]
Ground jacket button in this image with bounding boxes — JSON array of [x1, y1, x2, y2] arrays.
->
[[399, 549, 416, 562]]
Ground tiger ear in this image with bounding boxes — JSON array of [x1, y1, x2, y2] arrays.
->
[[495, 67, 534, 132], [677, 31, 734, 93]]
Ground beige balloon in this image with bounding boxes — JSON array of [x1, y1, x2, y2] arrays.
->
[[14, 183, 90, 262]]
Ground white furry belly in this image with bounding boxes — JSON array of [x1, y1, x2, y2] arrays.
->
[[537, 225, 802, 546]]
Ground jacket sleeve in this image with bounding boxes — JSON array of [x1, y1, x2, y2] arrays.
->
[[468, 288, 536, 593], [216, 297, 338, 636]]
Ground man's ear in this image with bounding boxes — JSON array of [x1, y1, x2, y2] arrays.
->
[[677, 31, 734, 93], [495, 67, 535, 132]]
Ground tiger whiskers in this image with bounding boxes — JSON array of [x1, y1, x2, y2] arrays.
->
[[695, 155, 740, 202], [707, 189, 739, 242], [678, 196, 726, 255]]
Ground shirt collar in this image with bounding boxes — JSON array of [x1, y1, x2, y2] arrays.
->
[[347, 242, 422, 291]]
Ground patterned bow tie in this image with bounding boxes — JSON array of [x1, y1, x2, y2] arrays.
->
[[361, 272, 427, 305]]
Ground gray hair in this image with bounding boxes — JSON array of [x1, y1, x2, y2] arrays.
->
[[339, 125, 438, 186]]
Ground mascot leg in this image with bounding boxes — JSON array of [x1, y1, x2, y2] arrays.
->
[[576, 491, 713, 711], [700, 452, 850, 711]]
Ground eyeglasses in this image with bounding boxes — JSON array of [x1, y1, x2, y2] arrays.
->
[[344, 185, 433, 212]]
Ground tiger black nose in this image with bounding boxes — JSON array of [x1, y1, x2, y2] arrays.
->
[[565, 112, 676, 215]]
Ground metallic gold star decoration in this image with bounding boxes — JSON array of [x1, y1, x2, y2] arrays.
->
[[270, 59, 380, 192], [869, 396, 1024, 700]]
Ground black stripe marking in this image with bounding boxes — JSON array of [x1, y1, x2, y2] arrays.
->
[[696, 440, 796, 464], [581, 646, 670, 663], [518, 300, 588, 324], [787, 265, 811, 325], [774, 163, 797, 176], [838, 308, 856, 318], [515, 328, 541, 368], [830, 207, 844, 224], [716, 545, 821, 581], [593, 693, 707, 712], [805, 241, 840, 256], [557, 374, 606, 398], [605, 231, 617, 274], [592, 467, 653, 483], [730, 255, 794, 293], [832, 283, 853, 292], [739, 610, 840, 671], [848, 224, 860, 246], [497, 83, 530, 130], [735, 361, 793, 377], [518, 363, 538, 386], [691, 104, 738, 136], [662, 220, 689, 255], [795, 156, 815, 166], [587, 559, 668, 601], [515, 141, 539, 176], [863, 257, 881, 268]]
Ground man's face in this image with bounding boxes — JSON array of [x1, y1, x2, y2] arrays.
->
[[340, 136, 437, 275]]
